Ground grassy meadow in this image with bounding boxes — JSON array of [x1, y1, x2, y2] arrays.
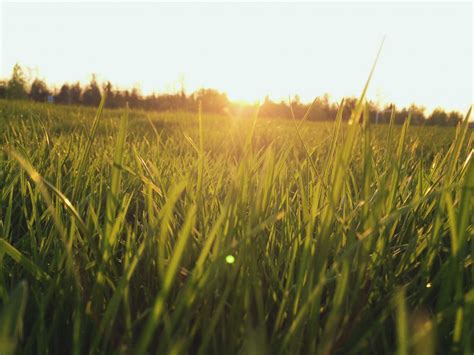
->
[[0, 96, 472, 354]]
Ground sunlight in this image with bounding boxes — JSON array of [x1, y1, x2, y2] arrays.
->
[[1, 2, 471, 112]]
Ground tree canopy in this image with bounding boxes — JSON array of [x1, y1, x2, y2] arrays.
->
[[5, 64, 28, 100], [0, 63, 467, 127]]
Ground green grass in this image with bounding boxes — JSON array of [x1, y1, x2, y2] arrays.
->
[[0, 97, 472, 354]]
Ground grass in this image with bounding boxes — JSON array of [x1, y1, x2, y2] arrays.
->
[[0, 94, 472, 354]]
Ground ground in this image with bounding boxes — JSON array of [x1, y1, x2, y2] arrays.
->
[[0, 99, 472, 354]]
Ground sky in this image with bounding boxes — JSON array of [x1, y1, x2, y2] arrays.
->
[[1, 1, 473, 113]]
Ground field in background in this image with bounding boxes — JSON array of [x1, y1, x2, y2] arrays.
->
[[0, 99, 472, 354]]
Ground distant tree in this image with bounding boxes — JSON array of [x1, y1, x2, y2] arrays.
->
[[129, 87, 140, 109], [408, 104, 426, 125], [289, 95, 306, 118], [259, 96, 288, 118], [342, 97, 358, 121], [113, 90, 126, 108], [306, 94, 337, 121], [194, 88, 229, 113], [70, 82, 82, 105], [373, 103, 393, 124], [318, 93, 337, 121], [0, 80, 6, 98], [124, 90, 131, 107], [1, 63, 458, 128], [6, 63, 28, 100], [394, 107, 411, 125], [427, 108, 462, 126], [365, 100, 380, 123], [427, 108, 449, 126], [103, 81, 115, 108], [447, 111, 463, 126], [29, 79, 51, 102], [55, 84, 71, 104], [149, 92, 190, 111], [82, 75, 101, 106]]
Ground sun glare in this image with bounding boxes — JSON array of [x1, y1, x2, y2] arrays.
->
[[1, 2, 471, 113]]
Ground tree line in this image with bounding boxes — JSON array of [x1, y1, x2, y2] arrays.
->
[[0, 64, 466, 126]]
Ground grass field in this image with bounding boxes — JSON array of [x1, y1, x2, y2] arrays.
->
[[0, 96, 472, 354]]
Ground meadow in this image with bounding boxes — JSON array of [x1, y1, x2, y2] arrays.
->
[[0, 94, 472, 354]]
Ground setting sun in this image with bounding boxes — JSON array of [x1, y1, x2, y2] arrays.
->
[[1, 2, 472, 112]]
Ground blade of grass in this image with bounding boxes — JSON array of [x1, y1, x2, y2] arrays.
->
[[0, 238, 50, 281]]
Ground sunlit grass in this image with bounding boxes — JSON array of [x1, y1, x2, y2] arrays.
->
[[0, 92, 472, 354]]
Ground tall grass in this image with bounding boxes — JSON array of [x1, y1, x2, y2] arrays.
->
[[0, 88, 472, 354]]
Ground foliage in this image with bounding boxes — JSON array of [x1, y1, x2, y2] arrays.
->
[[192, 88, 230, 113], [29, 79, 51, 102], [70, 82, 82, 105], [5, 64, 28, 100], [55, 83, 72, 104], [0, 81, 6, 98], [1, 63, 466, 126], [427, 108, 463, 126], [82, 75, 102, 107]]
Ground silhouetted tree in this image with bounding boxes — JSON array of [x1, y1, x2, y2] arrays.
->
[[102, 81, 115, 108], [0, 63, 460, 127], [342, 97, 358, 121], [427, 108, 449, 126], [129, 88, 140, 109], [70, 82, 82, 105], [55, 84, 71, 104], [395, 107, 411, 125], [260, 96, 289, 118], [30, 79, 51, 102], [123, 90, 130, 107], [406, 104, 426, 125], [194, 88, 229, 113], [113, 90, 126, 108], [0, 80, 6, 98], [289, 95, 306, 118], [447, 111, 463, 126], [375, 104, 395, 124], [307, 94, 337, 121], [82, 75, 101, 106], [6, 63, 28, 100]]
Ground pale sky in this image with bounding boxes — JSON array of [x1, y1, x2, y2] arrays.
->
[[1, 1, 473, 113]]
